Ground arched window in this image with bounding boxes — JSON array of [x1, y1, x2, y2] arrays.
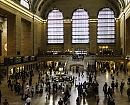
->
[[126, 0, 130, 5], [20, 0, 30, 9], [97, 8, 115, 43], [72, 8, 89, 43], [47, 9, 64, 44]]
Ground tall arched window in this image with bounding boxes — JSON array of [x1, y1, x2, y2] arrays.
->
[[47, 9, 64, 44], [97, 8, 115, 43], [20, 0, 30, 9], [72, 8, 89, 43], [126, 0, 130, 5]]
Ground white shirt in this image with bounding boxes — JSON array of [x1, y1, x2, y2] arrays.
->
[[26, 97, 32, 103], [26, 85, 30, 89]]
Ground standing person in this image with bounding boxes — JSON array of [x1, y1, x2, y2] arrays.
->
[[115, 80, 118, 89], [3, 99, 9, 105], [17, 83, 21, 95], [26, 83, 30, 91], [78, 72, 80, 77], [41, 77, 44, 86], [75, 77, 77, 87], [121, 79, 125, 88], [63, 95, 68, 105], [81, 71, 84, 77], [20, 89, 24, 101], [24, 88, 29, 99], [35, 83, 39, 94], [26, 96, 32, 105], [76, 97, 80, 105], [111, 81, 115, 92], [103, 82, 108, 96], [120, 85, 123, 94], [30, 86, 34, 97], [95, 94, 100, 105], [29, 77, 32, 86], [127, 87, 130, 101], [7, 78, 11, 88], [0, 90, 2, 103], [116, 70, 119, 76], [11, 80, 14, 91], [58, 98, 63, 105]]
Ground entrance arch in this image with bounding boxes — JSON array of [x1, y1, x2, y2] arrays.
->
[[70, 64, 84, 72], [65, 60, 88, 70]]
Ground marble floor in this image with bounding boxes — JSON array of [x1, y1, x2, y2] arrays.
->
[[0, 69, 130, 105]]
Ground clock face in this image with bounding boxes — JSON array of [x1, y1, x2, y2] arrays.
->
[[4, 43, 7, 51]]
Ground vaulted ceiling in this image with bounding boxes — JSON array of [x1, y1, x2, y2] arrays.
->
[[29, 0, 125, 18]]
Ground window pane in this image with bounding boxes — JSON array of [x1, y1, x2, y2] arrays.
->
[[97, 8, 115, 44], [72, 8, 89, 43], [20, 0, 29, 9], [47, 9, 64, 44]]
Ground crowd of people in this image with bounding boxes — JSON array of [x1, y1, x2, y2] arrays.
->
[[0, 66, 130, 105]]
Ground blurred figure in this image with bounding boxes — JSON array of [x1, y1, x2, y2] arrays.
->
[[3, 99, 9, 105], [26, 96, 32, 105]]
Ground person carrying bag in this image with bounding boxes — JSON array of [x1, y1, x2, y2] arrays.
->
[[25, 96, 32, 105]]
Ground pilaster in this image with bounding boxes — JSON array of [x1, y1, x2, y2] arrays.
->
[[7, 14, 16, 56], [64, 20, 72, 52], [89, 19, 97, 54]]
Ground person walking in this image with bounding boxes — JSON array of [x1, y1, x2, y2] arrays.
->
[[24, 88, 29, 99], [7, 78, 11, 88], [30, 86, 34, 97], [111, 81, 115, 92], [127, 87, 130, 101], [26, 96, 32, 105], [103, 82, 108, 96], [63, 95, 68, 105], [120, 85, 123, 94], [115, 80, 118, 89], [76, 97, 80, 105], [95, 94, 100, 105], [58, 98, 63, 105], [121, 79, 125, 88], [3, 99, 9, 105]]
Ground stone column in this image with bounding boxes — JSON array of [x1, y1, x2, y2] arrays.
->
[[21, 19, 32, 56], [16, 14, 21, 56], [0, 22, 2, 56], [42, 21, 47, 54], [115, 19, 121, 55], [126, 18, 130, 54], [33, 19, 42, 55], [2, 18, 7, 58], [89, 19, 97, 54], [64, 20, 72, 52], [7, 14, 16, 56], [120, 14, 125, 56]]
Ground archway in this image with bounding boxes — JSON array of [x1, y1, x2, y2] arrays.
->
[[65, 61, 88, 70]]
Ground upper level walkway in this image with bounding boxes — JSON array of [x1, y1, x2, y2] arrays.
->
[[37, 54, 124, 61]]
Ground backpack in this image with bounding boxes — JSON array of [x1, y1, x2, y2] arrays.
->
[[31, 88, 34, 92]]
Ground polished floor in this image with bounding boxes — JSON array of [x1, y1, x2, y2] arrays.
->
[[0, 69, 130, 105]]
